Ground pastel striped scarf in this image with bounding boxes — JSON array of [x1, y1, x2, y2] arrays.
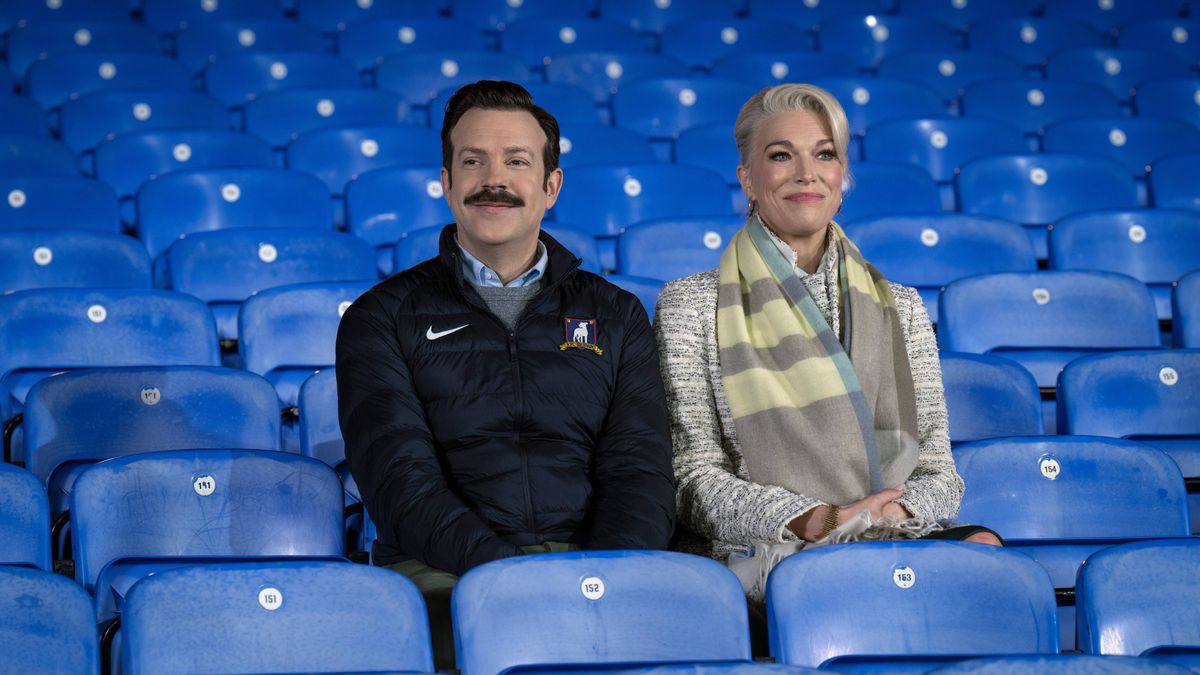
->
[[716, 216, 919, 507]]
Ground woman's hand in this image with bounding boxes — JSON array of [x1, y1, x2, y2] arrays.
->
[[787, 486, 905, 541], [880, 500, 912, 520]]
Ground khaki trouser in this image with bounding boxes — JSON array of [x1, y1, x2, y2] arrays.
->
[[387, 542, 579, 671]]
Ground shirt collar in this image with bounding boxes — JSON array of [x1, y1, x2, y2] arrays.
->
[[457, 236, 548, 288], [763, 225, 836, 279]]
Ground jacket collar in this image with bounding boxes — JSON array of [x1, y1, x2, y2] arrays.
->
[[437, 223, 582, 286]]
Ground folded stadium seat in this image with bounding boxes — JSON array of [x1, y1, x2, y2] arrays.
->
[[1059, 350, 1200, 533], [343, 164, 450, 273], [429, 81, 601, 128], [0, 230, 151, 294], [140, 0, 282, 35], [239, 281, 375, 407], [766, 541, 1059, 669], [121, 561, 433, 675], [1150, 153, 1200, 212], [1042, 0, 1180, 34], [375, 50, 532, 109], [1136, 79, 1200, 130], [0, 566, 97, 674], [839, 161, 942, 223], [1048, 209, 1200, 323], [863, 117, 1026, 209], [24, 52, 190, 112], [204, 52, 362, 108], [545, 52, 690, 105], [710, 52, 858, 89], [939, 352, 1043, 446], [748, 0, 890, 29], [500, 19, 644, 70], [0, 134, 77, 178], [1, 176, 120, 233], [844, 213, 1036, 322], [1177, 272, 1200, 348], [454, 550, 752, 674], [1076, 539, 1200, 666], [176, 19, 326, 75], [244, 89, 407, 152], [0, 0, 128, 34], [937, 270, 1161, 431], [959, 78, 1123, 139], [136, 166, 333, 259], [286, 125, 440, 207], [600, 0, 737, 34], [0, 97, 46, 137], [617, 215, 742, 281], [661, 18, 810, 70], [955, 436, 1190, 651], [1047, 48, 1190, 104], [5, 21, 159, 83], [451, 0, 591, 32], [604, 274, 665, 321], [896, 0, 1041, 31], [337, 17, 485, 71], [810, 77, 946, 138], [557, 123, 658, 169], [966, 17, 1100, 69], [1119, 18, 1200, 66], [0, 463, 50, 570], [58, 90, 228, 156], [296, 0, 441, 34], [611, 77, 759, 159], [956, 153, 1138, 258], [817, 15, 961, 71], [877, 51, 1024, 104]]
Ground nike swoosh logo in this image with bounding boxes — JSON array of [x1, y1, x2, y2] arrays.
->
[[426, 324, 469, 340]]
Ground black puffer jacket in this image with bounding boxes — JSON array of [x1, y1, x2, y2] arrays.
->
[[336, 225, 676, 574]]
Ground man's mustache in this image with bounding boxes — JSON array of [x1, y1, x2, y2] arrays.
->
[[464, 189, 525, 207]]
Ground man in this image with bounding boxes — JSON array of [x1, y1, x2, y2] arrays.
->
[[335, 80, 676, 664]]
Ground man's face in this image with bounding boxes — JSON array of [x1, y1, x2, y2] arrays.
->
[[441, 108, 563, 255]]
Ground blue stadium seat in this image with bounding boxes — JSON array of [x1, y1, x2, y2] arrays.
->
[[940, 352, 1043, 444], [545, 52, 690, 104], [1076, 540, 1200, 663], [0, 0, 129, 34], [0, 176, 119, 233], [957, 153, 1138, 257], [452, 0, 590, 31], [1136, 78, 1200, 129], [552, 163, 732, 237], [937, 271, 1161, 390], [136, 167, 332, 258], [1047, 48, 1190, 102], [140, 0, 282, 35], [1048, 209, 1200, 320], [661, 18, 809, 69], [121, 561, 433, 675], [929, 654, 1193, 674], [24, 53, 190, 111], [898, 0, 1041, 30], [811, 77, 946, 138], [605, 274, 664, 320], [877, 51, 1024, 102], [337, 18, 485, 70], [558, 123, 658, 169], [298, 367, 344, 472], [0, 230, 151, 293], [0, 134, 76, 178], [429, 82, 600, 128], [244, 88, 408, 150], [344, 165, 449, 272], [612, 77, 759, 141], [960, 78, 1123, 136], [454, 550, 751, 674], [863, 117, 1027, 184], [375, 51, 532, 106], [543, 224, 603, 273], [239, 281, 375, 406], [162, 229, 376, 341], [845, 214, 1036, 322], [1119, 19, 1200, 66], [618, 215, 742, 281], [500, 19, 643, 68], [710, 52, 858, 89], [6, 21, 159, 82], [1043, 0, 1180, 33], [675, 122, 738, 185], [967, 17, 1100, 68], [0, 464, 50, 570], [58, 91, 228, 155], [1044, 117, 1200, 178], [295, 0, 441, 33], [0, 566, 97, 674], [204, 52, 362, 107], [601, 0, 737, 34], [1177, 272, 1200, 348], [95, 129, 275, 205], [286, 124, 440, 197], [840, 162, 941, 224], [1151, 153, 1200, 211], [766, 541, 1058, 669], [0, 97, 47, 137], [177, 19, 326, 74], [748, 0, 890, 27], [818, 15, 960, 70]]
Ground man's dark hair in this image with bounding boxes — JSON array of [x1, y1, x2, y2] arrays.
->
[[441, 80, 561, 189]]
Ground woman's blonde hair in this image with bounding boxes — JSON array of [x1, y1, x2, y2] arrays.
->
[[733, 83, 852, 176]]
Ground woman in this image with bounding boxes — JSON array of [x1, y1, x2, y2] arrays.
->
[[654, 83, 999, 602]]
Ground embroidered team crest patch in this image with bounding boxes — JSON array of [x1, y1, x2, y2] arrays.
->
[[561, 318, 603, 355]]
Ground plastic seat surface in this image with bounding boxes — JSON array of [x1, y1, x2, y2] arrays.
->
[[818, 15, 960, 70], [338, 17, 485, 70], [612, 78, 760, 139], [661, 18, 809, 69], [453, 550, 751, 675], [0, 230, 151, 293], [141, 0, 282, 35], [6, 21, 159, 81], [1150, 153, 1200, 211], [811, 77, 946, 138], [298, 367, 342, 469], [967, 17, 1100, 67], [865, 117, 1026, 183], [295, 0, 440, 33], [1176, 272, 1200, 347], [1043, 0, 1179, 33], [95, 129, 274, 200], [286, 124, 440, 195], [748, 0, 890, 26], [1136, 78, 1200, 130], [1044, 117, 1200, 177], [500, 18, 643, 68], [204, 52, 362, 107], [675, 122, 738, 185], [59, 90, 228, 155], [0, 566, 98, 675], [601, 0, 737, 33], [177, 19, 325, 73], [244, 88, 408, 149], [0, 134, 78, 178], [25, 52, 190, 111], [0, 176, 119, 232], [877, 51, 1024, 102], [960, 78, 1122, 136], [0, 0, 129, 33], [1119, 19, 1200, 66], [344, 164, 450, 272], [452, 0, 591, 30], [120, 560, 433, 675], [618, 215, 743, 281], [557, 123, 657, 169], [840, 162, 941, 224], [1047, 48, 1191, 102], [898, 0, 1041, 30], [929, 654, 1195, 674], [710, 52, 858, 89], [429, 82, 600, 128], [375, 50, 531, 105], [940, 352, 1043, 444], [545, 52, 690, 104], [0, 464, 51, 570], [0, 97, 47, 137]]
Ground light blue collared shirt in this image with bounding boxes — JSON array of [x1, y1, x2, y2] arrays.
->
[[457, 238, 548, 288]]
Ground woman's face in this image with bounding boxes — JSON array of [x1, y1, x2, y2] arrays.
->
[[737, 109, 844, 243]]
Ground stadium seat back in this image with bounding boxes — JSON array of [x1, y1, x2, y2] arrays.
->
[[177, 19, 325, 73], [501, 18, 642, 67], [0, 230, 151, 293], [0, 464, 51, 570], [675, 122, 738, 185], [602, 0, 737, 33], [957, 153, 1137, 226], [429, 82, 600, 128], [6, 21, 159, 81], [245, 88, 409, 149], [877, 51, 1024, 102], [557, 123, 658, 169], [295, 0, 440, 33], [344, 164, 450, 271], [0, 566, 98, 673], [1136, 78, 1200, 130], [618, 215, 743, 280], [0, 0, 129, 33], [95, 129, 274, 200], [1044, 117, 1200, 177], [899, 0, 1040, 30], [967, 17, 1100, 67], [840, 162, 941, 223], [1047, 48, 1190, 102], [0, 176, 120, 233], [0, 134, 79, 178], [338, 17, 485, 70], [1043, 0, 1179, 33], [286, 124, 440, 195], [545, 52, 690, 104], [812, 77, 946, 138], [298, 367, 342, 468], [452, 0, 590, 30], [1150, 153, 1200, 211], [940, 352, 1043, 444], [961, 78, 1122, 136], [204, 52, 361, 107], [59, 90, 228, 155], [141, 0, 281, 35], [818, 15, 960, 70], [710, 52, 858, 89], [1120, 19, 1200, 66], [25, 52, 190, 111], [661, 18, 809, 69], [1176, 272, 1200, 348], [863, 117, 1027, 183], [612, 77, 760, 139], [748, 0, 890, 26], [375, 50, 531, 105], [0, 97, 47, 137]]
